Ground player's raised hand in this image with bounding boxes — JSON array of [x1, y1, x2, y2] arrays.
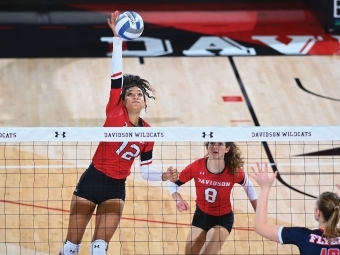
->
[[166, 166, 179, 182], [107, 11, 120, 37], [176, 199, 189, 212], [249, 162, 277, 189]]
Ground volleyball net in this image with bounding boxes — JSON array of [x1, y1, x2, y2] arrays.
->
[[0, 126, 339, 255]]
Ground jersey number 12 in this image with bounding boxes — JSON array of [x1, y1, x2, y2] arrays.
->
[[116, 142, 140, 160]]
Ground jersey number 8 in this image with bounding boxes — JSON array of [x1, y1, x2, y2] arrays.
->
[[205, 188, 217, 203]]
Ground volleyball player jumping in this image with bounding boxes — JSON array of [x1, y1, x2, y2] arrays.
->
[[58, 11, 178, 255]]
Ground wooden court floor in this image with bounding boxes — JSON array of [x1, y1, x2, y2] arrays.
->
[[0, 56, 339, 254]]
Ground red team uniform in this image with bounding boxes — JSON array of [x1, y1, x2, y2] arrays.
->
[[92, 37, 154, 179], [92, 72, 154, 179], [176, 158, 246, 216], [74, 37, 156, 203]]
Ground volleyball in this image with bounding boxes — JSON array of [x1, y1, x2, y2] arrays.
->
[[115, 11, 144, 40]]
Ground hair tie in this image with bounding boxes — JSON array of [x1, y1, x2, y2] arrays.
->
[[335, 206, 340, 210]]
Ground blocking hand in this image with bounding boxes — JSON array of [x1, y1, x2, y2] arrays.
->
[[249, 162, 277, 189]]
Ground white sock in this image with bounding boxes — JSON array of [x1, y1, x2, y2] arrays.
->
[[60, 240, 80, 255], [90, 239, 108, 255]]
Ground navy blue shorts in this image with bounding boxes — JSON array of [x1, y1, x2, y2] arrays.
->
[[192, 205, 234, 233], [73, 163, 126, 204]]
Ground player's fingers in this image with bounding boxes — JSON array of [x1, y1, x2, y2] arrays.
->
[[108, 15, 114, 27], [256, 162, 262, 173], [336, 184, 340, 190], [264, 162, 268, 172], [271, 171, 278, 182], [114, 10, 119, 18]]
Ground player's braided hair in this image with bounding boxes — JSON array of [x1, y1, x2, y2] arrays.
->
[[317, 191, 340, 242], [205, 142, 244, 175], [121, 74, 156, 112]]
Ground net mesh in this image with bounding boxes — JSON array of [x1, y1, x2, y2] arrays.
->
[[0, 126, 339, 255]]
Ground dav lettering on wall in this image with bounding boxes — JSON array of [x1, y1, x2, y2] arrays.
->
[[1, 24, 339, 58], [101, 35, 340, 57]]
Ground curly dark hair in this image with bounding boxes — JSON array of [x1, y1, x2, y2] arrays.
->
[[205, 142, 244, 175], [121, 74, 156, 112]]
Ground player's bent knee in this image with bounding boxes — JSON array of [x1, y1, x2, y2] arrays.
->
[[60, 240, 80, 255], [90, 239, 108, 255]]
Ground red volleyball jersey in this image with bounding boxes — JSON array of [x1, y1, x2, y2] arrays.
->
[[92, 37, 154, 179], [178, 158, 245, 216]]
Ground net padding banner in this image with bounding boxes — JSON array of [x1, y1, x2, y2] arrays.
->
[[1, 126, 340, 142]]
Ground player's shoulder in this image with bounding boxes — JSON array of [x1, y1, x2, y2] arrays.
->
[[236, 167, 245, 173], [183, 158, 205, 171], [282, 226, 311, 235], [233, 167, 245, 178], [192, 157, 206, 165]]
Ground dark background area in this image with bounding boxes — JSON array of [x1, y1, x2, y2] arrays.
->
[[0, 0, 336, 32], [0, 0, 338, 58]]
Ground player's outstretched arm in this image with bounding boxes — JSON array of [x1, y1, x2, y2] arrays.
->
[[106, 11, 124, 115], [249, 162, 279, 242]]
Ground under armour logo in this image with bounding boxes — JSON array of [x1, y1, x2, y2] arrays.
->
[[200, 172, 205, 175], [55, 131, 66, 138], [94, 245, 100, 248], [123, 122, 128, 127], [202, 132, 213, 138]]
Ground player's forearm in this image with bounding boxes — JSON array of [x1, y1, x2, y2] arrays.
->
[[110, 37, 123, 89], [242, 175, 258, 203], [168, 181, 180, 198], [254, 186, 281, 242], [172, 192, 183, 202], [254, 187, 270, 233], [140, 164, 163, 181], [250, 199, 257, 212]]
